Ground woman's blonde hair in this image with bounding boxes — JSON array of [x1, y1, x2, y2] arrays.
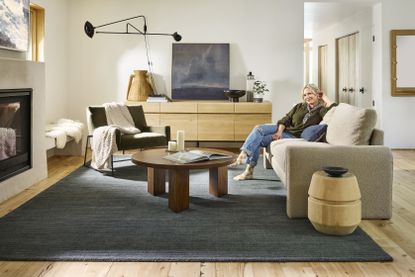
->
[[303, 83, 320, 95]]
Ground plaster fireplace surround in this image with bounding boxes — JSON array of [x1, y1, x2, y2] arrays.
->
[[0, 58, 47, 203]]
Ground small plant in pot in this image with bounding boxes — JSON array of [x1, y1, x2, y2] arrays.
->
[[252, 80, 269, 103]]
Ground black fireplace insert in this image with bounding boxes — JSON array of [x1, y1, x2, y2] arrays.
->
[[0, 88, 32, 182]]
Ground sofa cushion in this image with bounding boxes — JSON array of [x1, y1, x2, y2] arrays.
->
[[326, 103, 377, 145], [320, 106, 336, 125], [270, 139, 331, 181], [301, 124, 327, 142]]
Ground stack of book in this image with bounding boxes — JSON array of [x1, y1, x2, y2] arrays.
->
[[146, 95, 171, 103]]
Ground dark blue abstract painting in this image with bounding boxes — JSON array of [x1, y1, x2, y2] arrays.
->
[[172, 43, 229, 100]]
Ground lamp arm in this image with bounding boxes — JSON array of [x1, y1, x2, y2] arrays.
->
[[127, 23, 145, 35], [96, 31, 145, 35], [145, 32, 174, 36], [94, 15, 147, 30]]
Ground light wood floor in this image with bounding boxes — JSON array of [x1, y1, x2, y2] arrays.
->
[[0, 150, 414, 276]]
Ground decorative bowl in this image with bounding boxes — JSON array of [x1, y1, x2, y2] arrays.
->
[[224, 90, 246, 102], [322, 166, 348, 177]]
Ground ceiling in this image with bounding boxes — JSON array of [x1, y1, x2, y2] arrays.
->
[[304, 2, 375, 38]]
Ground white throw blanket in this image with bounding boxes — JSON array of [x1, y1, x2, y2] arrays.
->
[[0, 128, 16, 160], [45, 119, 84, 149], [91, 103, 141, 170]]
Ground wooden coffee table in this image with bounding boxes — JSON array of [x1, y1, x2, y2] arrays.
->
[[131, 148, 236, 212]]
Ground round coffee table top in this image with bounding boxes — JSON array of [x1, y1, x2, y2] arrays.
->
[[131, 148, 237, 170]]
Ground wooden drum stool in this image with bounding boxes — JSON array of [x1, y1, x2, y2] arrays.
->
[[308, 170, 361, 235]]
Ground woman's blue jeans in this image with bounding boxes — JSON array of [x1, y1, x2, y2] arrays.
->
[[241, 124, 295, 167]]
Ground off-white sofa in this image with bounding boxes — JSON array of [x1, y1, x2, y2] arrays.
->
[[265, 103, 393, 219]]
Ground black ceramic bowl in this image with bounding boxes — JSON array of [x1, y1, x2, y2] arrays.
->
[[224, 90, 246, 102], [323, 166, 348, 177]]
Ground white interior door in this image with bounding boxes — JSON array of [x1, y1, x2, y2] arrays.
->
[[337, 32, 360, 105], [337, 36, 349, 103], [348, 33, 359, 106]]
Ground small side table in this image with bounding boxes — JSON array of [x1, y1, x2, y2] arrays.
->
[[308, 171, 361, 235]]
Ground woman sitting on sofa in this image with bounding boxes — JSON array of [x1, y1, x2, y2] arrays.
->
[[231, 83, 336, 181]]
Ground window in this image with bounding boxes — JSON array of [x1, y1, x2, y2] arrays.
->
[[28, 4, 45, 62]]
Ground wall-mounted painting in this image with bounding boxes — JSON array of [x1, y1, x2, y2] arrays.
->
[[0, 0, 30, 52], [172, 43, 229, 100]]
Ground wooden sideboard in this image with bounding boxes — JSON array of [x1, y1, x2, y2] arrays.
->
[[126, 101, 272, 142]]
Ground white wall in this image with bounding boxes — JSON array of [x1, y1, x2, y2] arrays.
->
[[31, 0, 69, 124], [311, 7, 373, 108], [0, 59, 48, 202], [67, 0, 304, 124], [371, 3, 383, 128], [381, 0, 415, 148]]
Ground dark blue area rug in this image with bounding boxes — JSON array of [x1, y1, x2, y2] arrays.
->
[[0, 158, 392, 262]]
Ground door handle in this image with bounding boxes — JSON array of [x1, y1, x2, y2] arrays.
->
[[348, 88, 355, 93], [342, 87, 347, 92], [359, 87, 365, 94]]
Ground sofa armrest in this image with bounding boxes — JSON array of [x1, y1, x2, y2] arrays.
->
[[370, 128, 384, 145], [142, 125, 171, 141], [284, 145, 393, 219]]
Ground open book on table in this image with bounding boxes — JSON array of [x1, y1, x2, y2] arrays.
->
[[163, 150, 232, 164]]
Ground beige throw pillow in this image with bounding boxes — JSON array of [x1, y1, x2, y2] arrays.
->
[[320, 106, 336, 125], [326, 103, 377, 145]]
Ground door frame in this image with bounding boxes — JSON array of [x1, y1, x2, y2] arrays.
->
[[318, 44, 328, 94]]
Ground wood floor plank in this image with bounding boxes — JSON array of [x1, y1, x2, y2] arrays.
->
[[106, 262, 170, 277], [213, 262, 245, 277], [168, 262, 200, 277], [1, 151, 415, 276], [244, 262, 285, 277]]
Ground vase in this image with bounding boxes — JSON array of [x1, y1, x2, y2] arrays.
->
[[253, 94, 263, 103], [246, 72, 255, 102], [126, 70, 153, 101]]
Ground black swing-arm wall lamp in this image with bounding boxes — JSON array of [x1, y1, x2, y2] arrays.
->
[[84, 15, 182, 41], [83, 15, 182, 95]]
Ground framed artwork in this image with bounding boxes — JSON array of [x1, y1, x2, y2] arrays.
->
[[172, 43, 229, 100], [0, 0, 30, 52]]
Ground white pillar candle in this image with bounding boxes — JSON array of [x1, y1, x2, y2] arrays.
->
[[176, 130, 185, 151], [168, 141, 177, 151]]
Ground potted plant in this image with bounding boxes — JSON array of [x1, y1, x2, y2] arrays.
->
[[252, 80, 269, 103]]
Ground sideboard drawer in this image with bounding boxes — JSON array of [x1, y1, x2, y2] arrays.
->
[[198, 114, 235, 141], [235, 114, 273, 141], [198, 102, 234, 113], [160, 113, 198, 140], [160, 102, 198, 113], [235, 102, 272, 114]]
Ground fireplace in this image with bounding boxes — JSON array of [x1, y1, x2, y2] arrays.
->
[[0, 88, 32, 182]]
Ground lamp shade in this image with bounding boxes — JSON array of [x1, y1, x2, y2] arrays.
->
[[84, 21, 95, 38], [172, 32, 182, 42]]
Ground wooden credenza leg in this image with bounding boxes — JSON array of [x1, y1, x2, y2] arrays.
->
[[168, 169, 190, 212], [147, 167, 166, 195], [209, 166, 228, 197]]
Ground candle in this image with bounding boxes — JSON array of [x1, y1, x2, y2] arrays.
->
[[168, 141, 177, 152], [176, 130, 185, 151]]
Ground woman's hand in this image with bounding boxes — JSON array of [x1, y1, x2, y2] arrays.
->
[[272, 132, 282, 141], [272, 125, 284, 141], [318, 91, 332, 106]]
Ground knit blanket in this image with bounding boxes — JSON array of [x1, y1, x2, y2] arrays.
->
[[91, 103, 141, 170], [45, 119, 84, 149]]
